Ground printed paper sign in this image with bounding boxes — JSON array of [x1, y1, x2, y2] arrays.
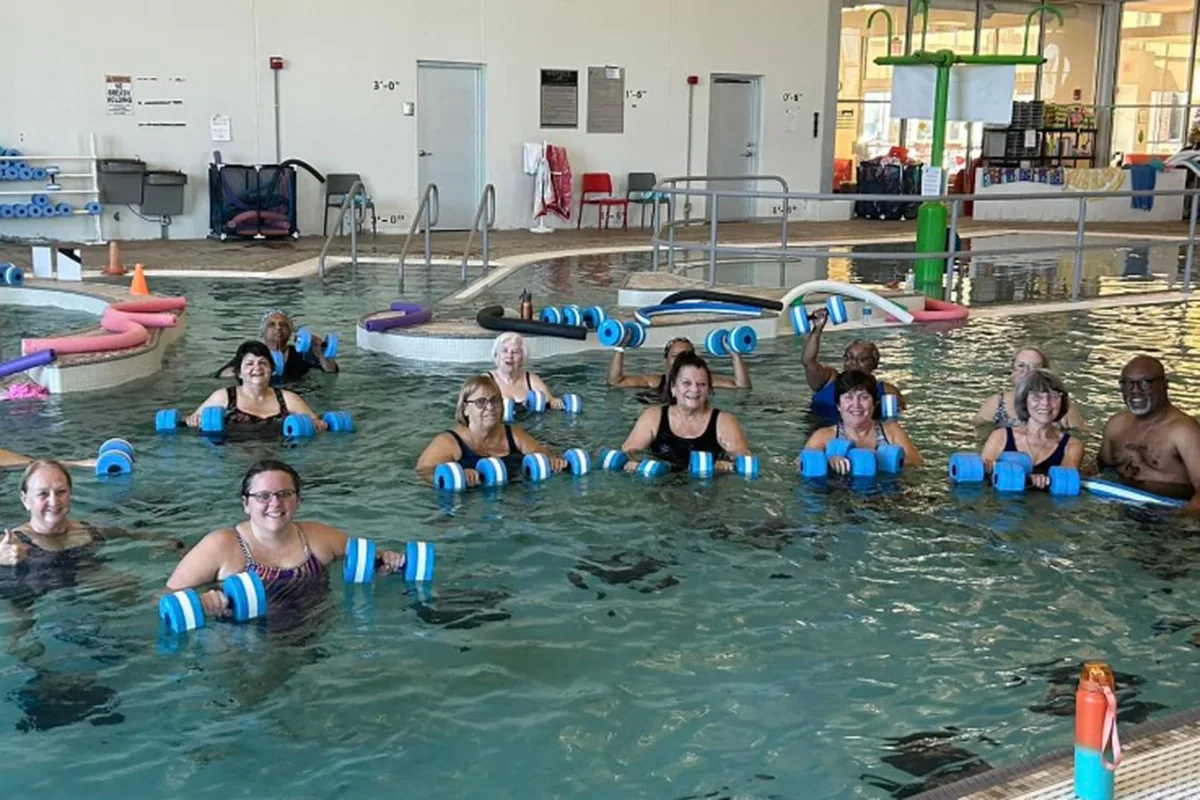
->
[[921, 166, 944, 197], [105, 75, 134, 116]]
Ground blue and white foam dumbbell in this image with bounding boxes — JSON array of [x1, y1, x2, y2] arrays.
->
[[705, 329, 731, 357], [636, 459, 670, 478], [690, 451, 715, 478], [159, 570, 267, 634], [729, 325, 757, 355], [502, 396, 516, 423], [343, 538, 436, 584], [539, 306, 563, 324], [565, 447, 590, 475], [597, 319, 647, 349], [734, 454, 760, 478], [526, 390, 548, 413], [948, 452, 985, 483], [434, 462, 467, 491], [295, 328, 339, 360], [283, 413, 317, 439], [95, 438, 134, 476], [561, 393, 583, 414], [1, 262, 24, 286], [477, 456, 508, 486], [875, 444, 905, 474], [790, 295, 850, 335], [599, 448, 629, 471], [270, 350, 286, 376], [321, 410, 355, 433], [562, 305, 584, 327], [581, 306, 607, 330], [522, 452, 553, 482], [880, 393, 900, 420]]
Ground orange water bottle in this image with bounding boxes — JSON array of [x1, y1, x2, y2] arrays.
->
[[1075, 661, 1121, 800], [519, 289, 533, 321]]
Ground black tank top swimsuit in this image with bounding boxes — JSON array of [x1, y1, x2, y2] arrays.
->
[[649, 406, 724, 470], [0, 525, 105, 604], [491, 371, 533, 411], [225, 386, 290, 425], [1004, 427, 1071, 474], [447, 426, 524, 474]]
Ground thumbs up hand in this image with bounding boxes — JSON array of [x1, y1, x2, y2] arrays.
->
[[0, 530, 30, 566]]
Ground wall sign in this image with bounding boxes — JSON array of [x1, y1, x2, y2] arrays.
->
[[105, 74, 133, 116], [587, 65, 625, 134], [540, 69, 578, 129]]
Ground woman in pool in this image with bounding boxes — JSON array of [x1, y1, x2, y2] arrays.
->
[[619, 352, 752, 472], [973, 346, 1086, 429], [489, 332, 564, 411], [189, 341, 326, 431], [215, 309, 339, 380], [416, 374, 567, 487], [979, 369, 1084, 489], [801, 370, 923, 474], [164, 460, 405, 621], [1, 448, 94, 471], [608, 335, 751, 403]]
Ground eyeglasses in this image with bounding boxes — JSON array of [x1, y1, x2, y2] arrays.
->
[[1013, 361, 1042, 373], [1118, 377, 1162, 392], [245, 489, 297, 503], [465, 395, 504, 410], [1027, 390, 1063, 402]]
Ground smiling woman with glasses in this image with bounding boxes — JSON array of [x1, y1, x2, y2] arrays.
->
[[164, 459, 407, 624], [973, 346, 1087, 431], [416, 374, 567, 487], [979, 369, 1085, 490]]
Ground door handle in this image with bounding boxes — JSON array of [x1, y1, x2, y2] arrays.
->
[[418, 150, 433, 157], [742, 151, 754, 157]]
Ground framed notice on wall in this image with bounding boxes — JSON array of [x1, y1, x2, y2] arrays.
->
[[587, 65, 625, 134], [540, 69, 578, 129]]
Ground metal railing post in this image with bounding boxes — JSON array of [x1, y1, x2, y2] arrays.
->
[[708, 196, 719, 286], [944, 198, 960, 300], [317, 179, 364, 283], [349, 195, 358, 271], [1185, 189, 1198, 294], [461, 184, 496, 283], [780, 196, 789, 273], [668, 195, 678, 273], [398, 183, 439, 290], [651, 198, 661, 272], [1072, 196, 1086, 302]]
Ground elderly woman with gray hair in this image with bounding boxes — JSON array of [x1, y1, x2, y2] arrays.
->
[[489, 332, 565, 411], [215, 309, 339, 380], [979, 368, 1084, 489]]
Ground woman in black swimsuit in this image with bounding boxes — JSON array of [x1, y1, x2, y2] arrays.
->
[[490, 332, 565, 411], [980, 368, 1084, 489], [188, 341, 326, 431], [607, 336, 751, 404], [619, 352, 752, 473], [416, 374, 567, 487], [802, 370, 923, 474]]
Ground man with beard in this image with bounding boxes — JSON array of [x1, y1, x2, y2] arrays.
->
[[1096, 356, 1200, 513]]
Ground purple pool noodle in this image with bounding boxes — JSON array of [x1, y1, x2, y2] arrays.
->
[[0, 349, 55, 380], [364, 302, 433, 332]]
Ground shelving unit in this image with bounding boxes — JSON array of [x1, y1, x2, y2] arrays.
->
[[0, 133, 105, 244], [981, 126, 1097, 168]]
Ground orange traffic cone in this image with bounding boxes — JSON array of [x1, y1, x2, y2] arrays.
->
[[103, 241, 126, 276], [129, 263, 150, 296]]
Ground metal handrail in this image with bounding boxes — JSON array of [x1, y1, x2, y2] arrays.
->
[[460, 183, 496, 282], [651, 174, 791, 275], [317, 179, 365, 282], [647, 180, 1200, 299], [398, 183, 440, 289]]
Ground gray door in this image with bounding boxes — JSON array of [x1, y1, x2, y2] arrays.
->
[[417, 62, 484, 230], [705, 75, 761, 221]]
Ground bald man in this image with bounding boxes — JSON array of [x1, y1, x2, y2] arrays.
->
[[1096, 355, 1200, 513]]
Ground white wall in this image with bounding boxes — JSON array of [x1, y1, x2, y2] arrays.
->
[[2, 0, 840, 241]]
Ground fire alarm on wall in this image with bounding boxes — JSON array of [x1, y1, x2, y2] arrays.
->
[[269, 56, 284, 70], [686, 75, 699, 85]]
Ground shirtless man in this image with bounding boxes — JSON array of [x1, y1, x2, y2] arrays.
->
[[1096, 356, 1200, 513]]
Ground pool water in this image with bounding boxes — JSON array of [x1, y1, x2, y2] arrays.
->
[[1, 305, 97, 365], [2, 269, 1200, 798]]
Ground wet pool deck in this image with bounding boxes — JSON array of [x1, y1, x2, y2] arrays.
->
[[0, 218, 1192, 273]]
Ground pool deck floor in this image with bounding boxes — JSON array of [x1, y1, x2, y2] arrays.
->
[[0, 218, 1193, 272]]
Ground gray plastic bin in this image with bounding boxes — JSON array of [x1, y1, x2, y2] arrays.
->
[[142, 171, 187, 216], [98, 158, 146, 204]]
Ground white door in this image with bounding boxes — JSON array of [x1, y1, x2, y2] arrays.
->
[[705, 75, 761, 221], [417, 62, 484, 230]]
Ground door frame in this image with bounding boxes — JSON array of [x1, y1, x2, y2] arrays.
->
[[706, 72, 764, 220], [416, 60, 487, 230]]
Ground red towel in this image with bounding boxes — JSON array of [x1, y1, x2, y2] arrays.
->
[[546, 145, 573, 220]]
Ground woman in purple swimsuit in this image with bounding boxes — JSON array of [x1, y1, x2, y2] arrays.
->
[[186, 341, 326, 431], [164, 460, 406, 621]]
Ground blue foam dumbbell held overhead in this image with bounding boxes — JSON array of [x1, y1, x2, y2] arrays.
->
[[992, 460, 1027, 492], [729, 325, 757, 355], [705, 329, 730, 357], [343, 538, 436, 584], [880, 393, 900, 420], [295, 328, 339, 360], [597, 319, 646, 349], [95, 438, 134, 476], [827, 295, 849, 325], [948, 452, 985, 483]]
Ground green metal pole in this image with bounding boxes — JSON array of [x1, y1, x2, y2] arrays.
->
[[913, 63, 951, 287]]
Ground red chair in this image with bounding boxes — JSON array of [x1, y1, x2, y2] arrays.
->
[[577, 172, 629, 230]]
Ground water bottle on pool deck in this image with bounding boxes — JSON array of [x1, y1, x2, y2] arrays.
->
[[520, 289, 533, 321], [1075, 661, 1121, 800]]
